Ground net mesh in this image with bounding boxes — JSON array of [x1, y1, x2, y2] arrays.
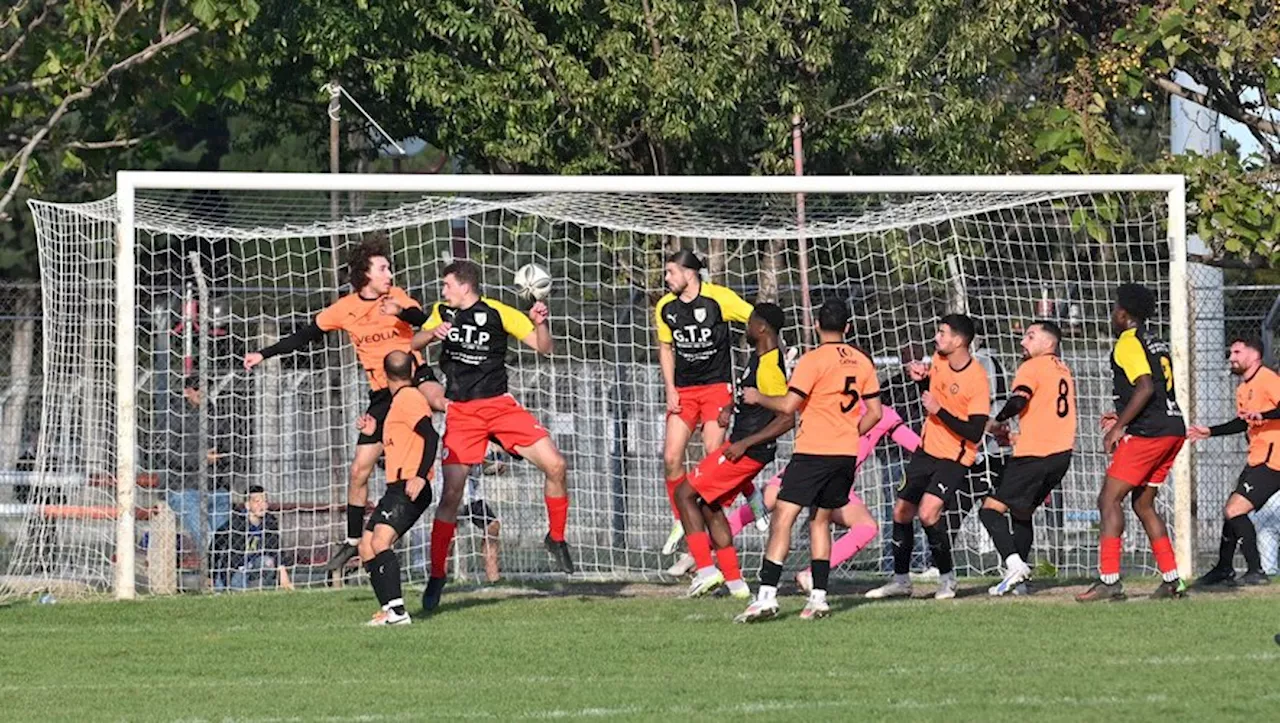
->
[[4, 184, 1221, 597]]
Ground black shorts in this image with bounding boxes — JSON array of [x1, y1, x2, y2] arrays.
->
[[1234, 464, 1280, 509], [461, 499, 499, 529], [990, 450, 1073, 514], [358, 388, 393, 446], [898, 451, 968, 505], [366, 482, 434, 537], [777, 453, 858, 510]]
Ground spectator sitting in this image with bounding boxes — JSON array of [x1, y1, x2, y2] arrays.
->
[[209, 485, 294, 591]]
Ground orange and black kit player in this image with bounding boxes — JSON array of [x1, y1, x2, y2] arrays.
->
[[1193, 337, 1280, 587], [979, 321, 1076, 591]]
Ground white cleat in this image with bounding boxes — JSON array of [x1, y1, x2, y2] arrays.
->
[[686, 570, 726, 598], [748, 488, 770, 532], [726, 582, 752, 600], [864, 580, 913, 599], [935, 572, 958, 600], [988, 562, 1033, 597], [366, 609, 411, 626], [799, 598, 831, 620], [795, 569, 813, 594], [733, 596, 779, 623], [662, 522, 685, 556], [666, 553, 696, 577]]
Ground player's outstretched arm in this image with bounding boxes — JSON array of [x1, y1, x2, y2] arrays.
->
[[413, 303, 451, 351], [742, 387, 804, 415], [724, 411, 795, 461], [520, 301, 554, 355], [244, 323, 326, 370]]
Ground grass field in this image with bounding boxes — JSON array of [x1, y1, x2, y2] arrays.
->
[[2, 579, 1279, 722]]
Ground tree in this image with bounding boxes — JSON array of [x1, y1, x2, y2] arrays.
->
[[0, 0, 262, 223]]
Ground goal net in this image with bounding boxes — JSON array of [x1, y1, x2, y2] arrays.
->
[[6, 174, 1210, 599]]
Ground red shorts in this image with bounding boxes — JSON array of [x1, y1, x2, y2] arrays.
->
[[688, 444, 766, 508], [443, 394, 549, 466], [1106, 435, 1184, 487], [670, 383, 733, 431]]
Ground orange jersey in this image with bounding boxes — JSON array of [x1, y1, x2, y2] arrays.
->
[[315, 287, 420, 391], [1238, 366, 1280, 471], [1009, 354, 1077, 457], [921, 353, 991, 466], [788, 343, 881, 456], [383, 387, 435, 482]]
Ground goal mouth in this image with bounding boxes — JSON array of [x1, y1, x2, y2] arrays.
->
[[8, 174, 1207, 600]]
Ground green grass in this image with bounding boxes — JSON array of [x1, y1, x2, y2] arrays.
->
[[2, 581, 1278, 722]]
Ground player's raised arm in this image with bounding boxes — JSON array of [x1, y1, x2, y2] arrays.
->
[[496, 300, 550, 355], [412, 302, 449, 352], [244, 320, 327, 370]]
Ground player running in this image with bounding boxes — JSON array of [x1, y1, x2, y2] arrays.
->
[[980, 321, 1076, 596], [243, 235, 443, 572], [1077, 283, 1186, 602], [736, 298, 883, 622], [656, 249, 760, 555], [866, 314, 990, 601], [410, 260, 572, 612], [358, 351, 440, 626], [1189, 336, 1280, 587]]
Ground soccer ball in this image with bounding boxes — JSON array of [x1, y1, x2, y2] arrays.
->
[[514, 263, 552, 302]]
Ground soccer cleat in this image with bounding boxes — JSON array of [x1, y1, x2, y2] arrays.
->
[[662, 522, 685, 556], [799, 598, 831, 620], [864, 580, 912, 599], [1075, 580, 1127, 603], [934, 572, 957, 600], [666, 553, 696, 577], [421, 576, 446, 612], [543, 534, 575, 574], [795, 569, 813, 594], [1195, 566, 1237, 587], [1241, 570, 1271, 586], [733, 596, 779, 623], [1150, 578, 1188, 600], [686, 570, 726, 598], [324, 540, 360, 572], [748, 488, 770, 532], [366, 608, 411, 626], [726, 581, 752, 599], [988, 562, 1033, 597]]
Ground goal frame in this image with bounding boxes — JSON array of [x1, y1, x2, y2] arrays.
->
[[112, 171, 1190, 599]]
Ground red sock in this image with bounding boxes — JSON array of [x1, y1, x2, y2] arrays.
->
[[429, 519, 457, 579], [1100, 535, 1122, 578], [545, 495, 569, 542], [715, 546, 743, 582], [1151, 535, 1178, 575], [687, 531, 714, 570], [665, 476, 686, 520]]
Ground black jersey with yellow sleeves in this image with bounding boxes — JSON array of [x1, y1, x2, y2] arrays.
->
[[424, 297, 534, 402], [730, 348, 789, 463], [1111, 327, 1185, 437], [655, 282, 753, 387]]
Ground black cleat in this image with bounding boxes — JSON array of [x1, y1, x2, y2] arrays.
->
[[1241, 570, 1271, 586], [324, 541, 360, 572], [1075, 580, 1127, 603], [1195, 566, 1237, 588], [422, 576, 446, 612], [544, 533, 575, 574], [1150, 578, 1188, 600]]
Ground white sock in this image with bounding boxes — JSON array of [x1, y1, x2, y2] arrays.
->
[[695, 566, 718, 578], [939, 571, 955, 584], [757, 585, 777, 602], [1162, 570, 1180, 583], [808, 589, 827, 605], [345, 537, 361, 546], [1100, 572, 1120, 585], [893, 573, 911, 586], [1005, 554, 1026, 571], [385, 598, 405, 612]]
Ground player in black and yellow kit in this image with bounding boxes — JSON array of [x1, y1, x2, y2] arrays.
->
[[656, 249, 755, 555], [673, 303, 791, 600], [1078, 283, 1187, 602], [410, 260, 573, 613]]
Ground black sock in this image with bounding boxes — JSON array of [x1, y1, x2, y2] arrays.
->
[[811, 559, 831, 592], [979, 508, 1016, 560], [366, 549, 402, 608], [1228, 514, 1262, 573], [892, 521, 914, 575], [759, 558, 783, 588], [923, 522, 953, 575], [346, 504, 365, 541], [1012, 516, 1034, 562], [1217, 519, 1239, 571]]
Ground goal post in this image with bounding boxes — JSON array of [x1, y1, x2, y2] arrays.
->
[[13, 172, 1199, 601]]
